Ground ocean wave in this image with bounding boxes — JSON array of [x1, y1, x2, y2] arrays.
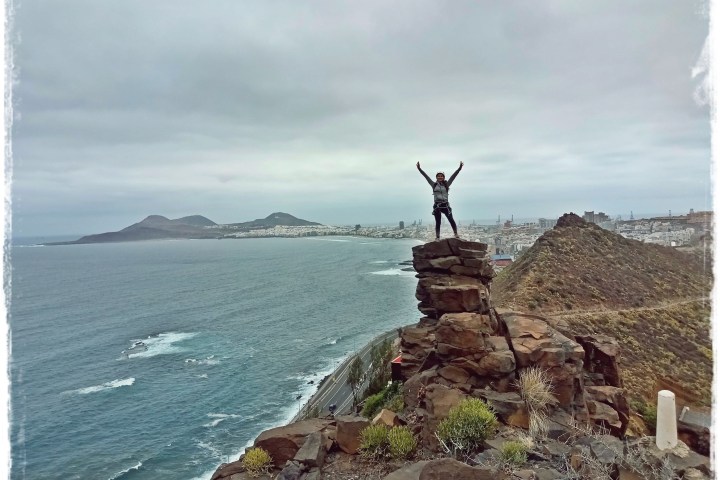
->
[[185, 355, 220, 366], [203, 413, 242, 428], [122, 332, 198, 359], [64, 378, 135, 395], [368, 268, 416, 277], [196, 441, 223, 459], [369, 260, 391, 264], [107, 461, 142, 480], [321, 335, 344, 346]]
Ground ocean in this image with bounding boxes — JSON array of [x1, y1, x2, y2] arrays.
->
[[9, 236, 421, 480]]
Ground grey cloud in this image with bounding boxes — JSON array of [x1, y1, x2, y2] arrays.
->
[[11, 0, 711, 235]]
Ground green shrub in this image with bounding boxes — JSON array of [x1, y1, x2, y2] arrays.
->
[[387, 426, 416, 459], [384, 392, 404, 413], [362, 392, 386, 418], [436, 398, 498, 456], [359, 424, 389, 459], [500, 440, 528, 466], [361, 381, 404, 418], [241, 447, 273, 477]]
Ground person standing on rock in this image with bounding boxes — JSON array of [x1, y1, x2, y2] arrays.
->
[[416, 161, 463, 240]]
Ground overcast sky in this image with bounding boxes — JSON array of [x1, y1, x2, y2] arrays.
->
[[10, 0, 711, 236]]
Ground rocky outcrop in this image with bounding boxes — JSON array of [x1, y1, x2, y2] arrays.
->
[[253, 418, 334, 466], [412, 239, 494, 319], [335, 415, 370, 454], [399, 238, 631, 449], [212, 237, 710, 480]]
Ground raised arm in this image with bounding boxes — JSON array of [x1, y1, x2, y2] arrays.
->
[[416, 162, 434, 187], [447, 161, 464, 186]]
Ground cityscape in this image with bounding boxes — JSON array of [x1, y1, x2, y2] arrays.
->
[[217, 209, 712, 270]]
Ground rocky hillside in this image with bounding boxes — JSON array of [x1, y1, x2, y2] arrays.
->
[[493, 213, 712, 406]]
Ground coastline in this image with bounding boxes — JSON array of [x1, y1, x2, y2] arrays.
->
[[201, 328, 402, 480]]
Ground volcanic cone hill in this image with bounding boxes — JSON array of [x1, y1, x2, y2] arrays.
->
[[494, 213, 712, 407]]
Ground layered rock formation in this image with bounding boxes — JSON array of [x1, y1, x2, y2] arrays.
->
[[400, 238, 630, 444]]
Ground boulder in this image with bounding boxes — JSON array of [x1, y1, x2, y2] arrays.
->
[[475, 390, 529, 428], [438, 365, 471, 384], [293, 431, 326, 469], [253, 418, 333, 466], [419, 458, 499, 480], [423, 384, 467, 448], [383, 461, 431, 480], [373, 409, 402, 427], [335, 415, 370, 454], [424, 384, 467, 419], [585, 385, 630, 436], [587, 400, 622, 431], [505, 315, 585, 369], [403, 369, 438, 409]]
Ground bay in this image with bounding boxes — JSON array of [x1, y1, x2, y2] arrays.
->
[[10, 236, 420, 479]]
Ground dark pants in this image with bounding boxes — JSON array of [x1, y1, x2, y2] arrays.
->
[[433, 203, 457, 238]]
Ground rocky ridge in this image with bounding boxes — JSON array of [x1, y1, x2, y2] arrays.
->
[[211, 237, 711, 480]]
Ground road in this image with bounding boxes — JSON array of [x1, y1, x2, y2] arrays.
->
[[292, 329, 399, 422]]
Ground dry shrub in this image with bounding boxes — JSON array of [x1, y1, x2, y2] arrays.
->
[[517, 367, 554, 438]]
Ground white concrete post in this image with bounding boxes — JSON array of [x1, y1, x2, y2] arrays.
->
[[656, 390, 678, 450]]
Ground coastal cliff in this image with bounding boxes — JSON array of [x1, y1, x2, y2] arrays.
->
[[210, 236, 711, 480]]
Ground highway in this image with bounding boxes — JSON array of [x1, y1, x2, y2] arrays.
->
[[292, 329, 399, 422]]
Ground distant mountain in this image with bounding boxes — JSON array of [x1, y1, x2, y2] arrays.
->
[[493, 212, 712, 407], [45, 212, 321, 245], [228, 212, 322, 229], [121, 215, 217, 232]]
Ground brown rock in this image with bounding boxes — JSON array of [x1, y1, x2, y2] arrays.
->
[[425, 384, 467, 419], [438, 365, 471, 384], [476, 350, 516, 375], [412, 240, 454, 259], [435, 314, 489, 354], [576, 334, 622, 387], [429, 256, 463, 270], [403, 369, 438, 409], [449, 265, 483, 277], [383, 461, 431, 480], [447, 238, 488, 256], [253, 418, 333, 467], [373, 409, 402, 427], [475, 390, 529, 428], [428, 285, 482, 314], [211, 460, 246, 480], [335, 415, 370, 454], [587, 400, 622, 430], [419, 458, 499, 480], [585, 385, 630, 436]]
